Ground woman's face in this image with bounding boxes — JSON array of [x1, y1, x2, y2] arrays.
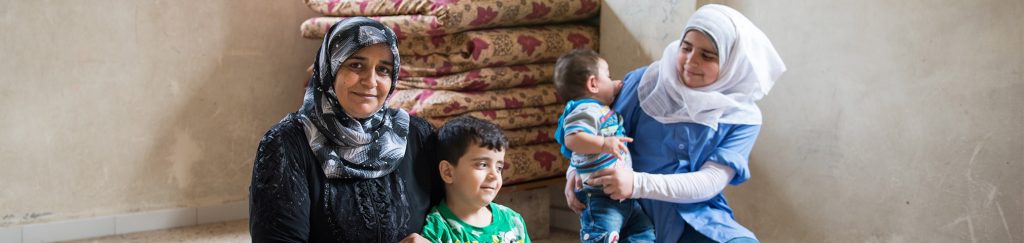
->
[[676, 30, 720, 88], [333, 43, 394, 119]]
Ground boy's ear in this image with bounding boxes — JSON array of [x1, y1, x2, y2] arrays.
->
[[586, 74, 600, 94], [439, 160, 455, 184]]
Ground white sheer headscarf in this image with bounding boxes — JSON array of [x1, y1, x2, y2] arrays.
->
[[637, 4, 786, 130]]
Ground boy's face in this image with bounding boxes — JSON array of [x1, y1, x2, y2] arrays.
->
[[592, 58, 622, 105], [440, 143, 506, 209]]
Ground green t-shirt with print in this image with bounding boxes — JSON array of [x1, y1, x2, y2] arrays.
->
[[421, 201, 531, 243]]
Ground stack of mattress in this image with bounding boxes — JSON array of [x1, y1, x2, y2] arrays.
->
[[299, 0, 599, 185]]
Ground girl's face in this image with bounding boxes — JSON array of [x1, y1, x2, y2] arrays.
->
[[333, 43, 394, 119], [676, 30, 720, 88]]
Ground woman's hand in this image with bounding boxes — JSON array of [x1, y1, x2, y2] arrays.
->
[[587, 166, 635, 201], [564, 170, 586, 213], [399, 233, 430, 243]]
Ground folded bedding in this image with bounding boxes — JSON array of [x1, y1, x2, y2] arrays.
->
[[397, 25, 596, 77], [300, 0, 599, 38], [502, 142, 568, 185], [503, 124, 557, 146], [387, 83, 559, 117], [421, 104, 564, 130], [397, 64, 553, 91]]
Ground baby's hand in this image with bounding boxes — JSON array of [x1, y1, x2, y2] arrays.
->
[[601, 136, 633, 160]]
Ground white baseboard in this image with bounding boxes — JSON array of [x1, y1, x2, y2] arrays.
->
[[0, 201, 248, 243], [22, 216, 115, 242], [115, 208, 197, 235], [0, 227, 21, 243]]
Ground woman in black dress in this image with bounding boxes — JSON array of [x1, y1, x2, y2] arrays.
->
[[249, 17, 441, 242]]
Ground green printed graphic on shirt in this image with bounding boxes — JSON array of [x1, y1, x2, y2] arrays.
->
[[421, 201, 531, 243]]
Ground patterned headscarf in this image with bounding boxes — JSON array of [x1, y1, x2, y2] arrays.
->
[[637, 4, 786, 130], [294, 17, 410, 179]]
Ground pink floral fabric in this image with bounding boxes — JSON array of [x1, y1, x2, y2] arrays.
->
[[502, 143, 567, 185], [387, 84, 559, 117], [503, 124, 557, 146], [397, 64, 554, 91], [302, 0, 430, 16], [422, 104, 564, 130], [398, 25, 596, 77], [300, 0, 600, 37]]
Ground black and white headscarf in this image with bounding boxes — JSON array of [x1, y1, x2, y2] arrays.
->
[[294, 17, 410, 179]]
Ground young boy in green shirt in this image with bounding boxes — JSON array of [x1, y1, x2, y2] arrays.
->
[[422, 116, 531, 243]]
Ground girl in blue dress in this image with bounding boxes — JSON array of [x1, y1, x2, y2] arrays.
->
[[564, 4, 786, 243]]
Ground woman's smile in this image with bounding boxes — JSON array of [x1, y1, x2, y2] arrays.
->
[[684, 69, 704, 81], [686, 69, 703, 76], [349, 91, 378, 99]]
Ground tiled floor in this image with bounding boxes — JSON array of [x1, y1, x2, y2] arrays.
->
[[64, 220, 578, 243]]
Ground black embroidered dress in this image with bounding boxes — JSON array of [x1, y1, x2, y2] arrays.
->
[[249, 116, 439, 242]]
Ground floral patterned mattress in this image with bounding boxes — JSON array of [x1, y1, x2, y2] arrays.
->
[[398, 63, 554, 91], [388, 83, 559, 117], [421, 104, 563, 130], [503, 124, 557, 146], [396, 24, 597, 77], [300, 0, 599, 38], [502, 142, 567, 185]]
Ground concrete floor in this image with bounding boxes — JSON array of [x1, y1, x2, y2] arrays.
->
[[64, 220, 578, 243]]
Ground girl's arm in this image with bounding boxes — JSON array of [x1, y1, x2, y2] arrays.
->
[[589, 125, 759, 202], [631, 162, 734, 203], [631, 125, 759, 203]]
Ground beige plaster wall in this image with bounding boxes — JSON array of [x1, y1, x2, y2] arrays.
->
[[0, 0, 317, 226], [599, 0, 696, 78], [602, 0, 1023, 241]]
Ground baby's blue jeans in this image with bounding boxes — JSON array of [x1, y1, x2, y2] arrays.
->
[[576, 188, 655, 243]]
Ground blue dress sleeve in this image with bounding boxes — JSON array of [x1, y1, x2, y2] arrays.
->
[[613, 66, 649, 138], [706, 124, 761, 186]]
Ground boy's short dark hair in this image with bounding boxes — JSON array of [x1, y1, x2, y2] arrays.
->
[[437, 115, 509, 165], [553, 48, 601, 102]]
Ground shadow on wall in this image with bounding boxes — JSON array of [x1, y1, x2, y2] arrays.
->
[[725, 154, 823, 241], [696, 0, 748, 11], [599, 0, 704, 78], [598, 0, 655, 77], [129, 0, 316, 211]]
